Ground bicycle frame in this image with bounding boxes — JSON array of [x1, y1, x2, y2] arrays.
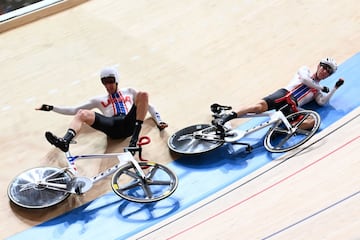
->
[[192, 109, 293, 144], [35, 151, 144, 194], [227, 110, 293, 142], [169, 101, 320, 155], [66, 151, 146, 182], [9, 136, 179, 208]]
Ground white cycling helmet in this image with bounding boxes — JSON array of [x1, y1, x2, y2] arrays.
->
[[100, 67, 119, 83], [320, 57, 337, 74]]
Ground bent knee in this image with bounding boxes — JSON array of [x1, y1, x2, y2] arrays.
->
[[136, 91, 149, 103], [76, 109, 94, 121], [255, 101, 268, 113]]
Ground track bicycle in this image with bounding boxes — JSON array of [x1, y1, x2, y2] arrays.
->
[[8, 136, 178, 209], [168, 93, 321, 155]]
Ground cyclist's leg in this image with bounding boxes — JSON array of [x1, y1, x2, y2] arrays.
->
[[45, 110, 95, 152], [233, 88, 287, 117], [214, 96, 269, 127], [288, 107, 315, 130], [70, 109, 96, 132], [230, 97, 270, 121], [134, 91, 148, 121], [235, 100, 268, 116], [289, 115, 315, 130], [92, 112, 133, 139], [129, 92, 148, 146]]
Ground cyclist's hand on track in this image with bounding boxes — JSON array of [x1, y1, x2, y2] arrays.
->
[[335, 78, 344, 89], [36, 104, 53, 111], [157, 122, 168, 130]]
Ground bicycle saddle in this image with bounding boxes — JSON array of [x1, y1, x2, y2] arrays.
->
[[210, 103, 232, 114]]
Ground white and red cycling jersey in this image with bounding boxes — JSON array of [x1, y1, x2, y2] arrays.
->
[[285, 66, 336, 107], [52, 87, 164, 125]]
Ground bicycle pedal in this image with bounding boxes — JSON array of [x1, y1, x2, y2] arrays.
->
[[210, 103, 232, 114], [75, 186, 82, 195]]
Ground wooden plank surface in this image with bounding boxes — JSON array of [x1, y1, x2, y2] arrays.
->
[[1, 0, 359, 239]]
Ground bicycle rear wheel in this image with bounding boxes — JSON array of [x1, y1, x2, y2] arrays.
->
[[264, 110, 321, 153], [111, 162, 178, 203], [7, 167, 72, 209], [167, 124, 224, 154]]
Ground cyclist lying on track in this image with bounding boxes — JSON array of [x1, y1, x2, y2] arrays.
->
[[36, 66, 168, 152], [213, 57, 344, 129]]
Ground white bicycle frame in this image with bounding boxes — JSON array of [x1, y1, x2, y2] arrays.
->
[[224, 110, 293, 142], [190, 109, 293, 143], [38, 151, 145, 194]]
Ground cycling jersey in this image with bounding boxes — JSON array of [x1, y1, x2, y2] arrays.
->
[[51, 87, 165, 139], [263, 66, 337, 114], [52, 87, 164, 125], [285, 66, 336, 107]]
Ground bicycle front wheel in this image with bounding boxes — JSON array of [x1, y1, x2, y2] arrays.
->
[[7, 167, 72, 209], [111, 162, 178, 203], [168, 124, 224, 154], [264, 110, 321, 153]]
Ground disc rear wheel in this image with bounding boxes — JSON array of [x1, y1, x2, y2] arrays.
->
[[8, 167, 72, 209], [168, 124, 224, 154]]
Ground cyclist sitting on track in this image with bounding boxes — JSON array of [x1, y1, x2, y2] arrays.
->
[[36, 66, 168, 152], [214, 57, 344, 129]]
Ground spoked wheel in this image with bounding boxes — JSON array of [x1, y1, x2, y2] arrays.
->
[[264, 110, 321, 153], [7, 167, 72, 209], [111, 162, 178, 203], [167, 124, 224, 154]]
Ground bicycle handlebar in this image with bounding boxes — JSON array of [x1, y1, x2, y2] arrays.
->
[[123, 136, 151, 161], [138, 136, 151, 146]]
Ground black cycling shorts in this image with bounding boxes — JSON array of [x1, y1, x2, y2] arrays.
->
[[262, 88, 297, 116], [91, 105, 137, 139]]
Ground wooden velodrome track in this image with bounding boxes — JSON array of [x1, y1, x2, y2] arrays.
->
[[1, 1, 359, 239]]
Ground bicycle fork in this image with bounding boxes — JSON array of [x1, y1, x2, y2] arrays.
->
[[271, 111, 294, 133]]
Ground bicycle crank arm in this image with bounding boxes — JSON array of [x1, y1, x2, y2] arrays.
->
[[178, 134, 196, 141], [194, 133, 224, 141], [177, 131, 221, 141], [37, 181, 68, 190], [68, 177, 93, 194], [224, 129, 246, 142]]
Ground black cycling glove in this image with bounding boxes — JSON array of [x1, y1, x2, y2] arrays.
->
[[38, 104, 53, 111], [335, 79, 344, 88], [321, 86, 330, 93]]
